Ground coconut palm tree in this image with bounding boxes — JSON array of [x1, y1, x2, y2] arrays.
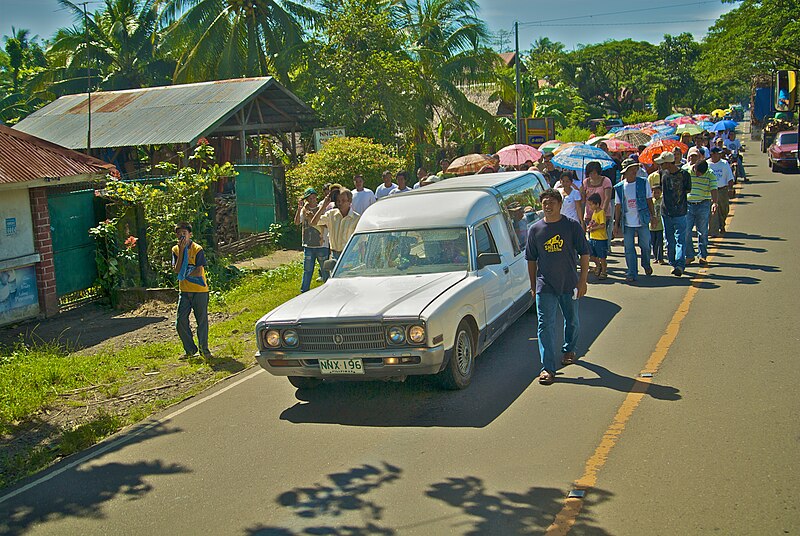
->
[[44, 0, 174, 92], [393, 0, 497, 144], [158, 0, 319, 84]]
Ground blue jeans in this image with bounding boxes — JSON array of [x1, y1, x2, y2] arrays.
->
[[301, 246, 330, 292], [176, 291, 209, 354], [622, 225, 651, 279], [536, 292, 580, 375], [651, 230, 664, 262], [686, 201, 710, 259], [662, 214, 687, 269]]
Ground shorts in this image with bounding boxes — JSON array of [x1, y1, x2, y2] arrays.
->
[[589, 238, 608, 259]]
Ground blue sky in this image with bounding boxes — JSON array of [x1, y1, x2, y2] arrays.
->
[[4, 0, 735, 49]]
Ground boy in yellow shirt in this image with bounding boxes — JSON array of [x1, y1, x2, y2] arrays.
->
[[585, 193, 608, 280]]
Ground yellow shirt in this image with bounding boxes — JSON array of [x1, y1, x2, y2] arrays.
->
[[318, 209, 360, 251], [172, 241, 209, 293], [648, 170, 661, 189], [589, 210, 608, 240]]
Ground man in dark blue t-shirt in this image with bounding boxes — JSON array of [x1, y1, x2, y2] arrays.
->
[[526, 189, 590, 385]]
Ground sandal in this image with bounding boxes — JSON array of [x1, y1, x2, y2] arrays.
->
[[562, 351, 577, 365], [538, 371, 554, 385]]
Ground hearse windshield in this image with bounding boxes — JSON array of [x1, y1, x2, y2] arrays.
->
[[333, 228, 469, 278]]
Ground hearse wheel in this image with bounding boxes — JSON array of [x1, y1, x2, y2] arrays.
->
[[437, 319, 476, 390]]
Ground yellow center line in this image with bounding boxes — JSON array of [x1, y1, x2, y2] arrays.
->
[[545, 186, 742, 535]]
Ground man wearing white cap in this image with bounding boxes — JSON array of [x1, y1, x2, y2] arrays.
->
[[613, 158, 657, 282], [655, 151, 692, 276]]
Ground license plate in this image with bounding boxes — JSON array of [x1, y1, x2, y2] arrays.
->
[[318, 358, 364, 375]]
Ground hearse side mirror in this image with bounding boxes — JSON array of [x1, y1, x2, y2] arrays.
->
[[323, 259, 337, 273], [774, 70, 797, 112], [477, 253, 502, 269]]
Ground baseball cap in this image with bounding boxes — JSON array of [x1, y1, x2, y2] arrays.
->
[[710, 146, 723, 154], [654, 151, 676, 164], [302, 187, 317, 199], [687, 147, 701, 157]]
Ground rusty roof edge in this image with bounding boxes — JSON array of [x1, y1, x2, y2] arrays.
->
[[0, 124, 115, 172], [0, 173, 107, 191]]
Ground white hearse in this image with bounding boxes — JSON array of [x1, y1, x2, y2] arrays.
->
[[255, 171, 549, 390]]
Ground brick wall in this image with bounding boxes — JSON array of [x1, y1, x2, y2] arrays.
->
[[29, 187, 59, 317]]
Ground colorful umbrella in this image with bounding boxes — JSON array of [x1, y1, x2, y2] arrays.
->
[[599, 138, 636, 152], [497, 144, 543, 166], [665, 113, 684, 120], [673, 116, 697, 125], [693, 114, 711, 121], [551, 144, 616, 171], [711, 120, 738, 132], [446, 153, 497, 174], [652, 124, 677, 135], [649, 132, 680, 143], [614, 130, 652, 146], [552, 142, 581, 155], [538, 140, 563, 154], [639, 139, 689, 164], [586, 134, 612, 146], [697, 120, 715, 131], [711, 109, 726, 118], [676, 124, 704, 136]]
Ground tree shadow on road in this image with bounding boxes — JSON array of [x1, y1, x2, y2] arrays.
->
[[280, 297, 619, 428], [0, 422, 188, 535], [557, 361, 681, 401], [245, 462, 401, 536], [244, 465, 614, 535]]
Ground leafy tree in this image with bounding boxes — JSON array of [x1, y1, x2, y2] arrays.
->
[[393, 0, 498, 144], [524, 37, 565, 84], [562, 39, 661, 115], [159, 0, 319, 83], [296, 0, 417, 145], [660, 33, 703, 110], [42, 0, 175, 93], [286, 137, 402, 204]]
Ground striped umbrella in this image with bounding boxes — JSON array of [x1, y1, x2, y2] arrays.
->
[[539, 139, 563, 154], [551, 144, 616, 171], [614, 129, 652, 146], [446, 153, 497, 174], [639, 140, 689, 164]]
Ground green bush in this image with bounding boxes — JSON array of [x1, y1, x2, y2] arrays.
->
[[286, 137, 403, 204], [622, 111, 658, 125], [556, 126, 594, 143]]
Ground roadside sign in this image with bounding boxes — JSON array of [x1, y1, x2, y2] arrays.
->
[[313, 127, 346, 151], [525, 117, 556, 147]]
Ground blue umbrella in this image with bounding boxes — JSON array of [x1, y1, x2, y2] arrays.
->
[[551, 144, 615, 171], [711, 120, 738, 132], [649, 132, 680, 144], [697, 120, 715, 131], [653, 124, 677, 135]]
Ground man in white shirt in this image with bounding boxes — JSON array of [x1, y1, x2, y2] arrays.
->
[[707, 147, 734, 236], [413, 167, 428, 189], [375, 170, 397, 199], [389, 171, 412, 195], [554, 171, 584, 228], [351, 174, 376, 215], [613, 158, 657, 282], [723, 131, 746, 181]]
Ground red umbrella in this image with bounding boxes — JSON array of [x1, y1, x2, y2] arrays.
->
[[673, 116, 697, 125], [639, 139, 689, 164], [497, 144, 543, 166]]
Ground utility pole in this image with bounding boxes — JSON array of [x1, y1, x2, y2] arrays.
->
[[82, 2, 92, 151], [514, 21, 523, 144]]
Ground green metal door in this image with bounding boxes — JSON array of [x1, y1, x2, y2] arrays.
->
[[236, 168, 276, 233], [47, 189, 99, 297]]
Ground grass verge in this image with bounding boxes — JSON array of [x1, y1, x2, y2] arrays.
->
[[0, 261, 306, 489]]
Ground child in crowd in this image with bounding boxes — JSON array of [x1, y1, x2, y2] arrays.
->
[[585, 193, 608, 280], [650, 185, 665, 264]]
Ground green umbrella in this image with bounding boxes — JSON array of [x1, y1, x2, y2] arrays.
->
[[665, 113, 684, 120], [676, 124, 704, 136]]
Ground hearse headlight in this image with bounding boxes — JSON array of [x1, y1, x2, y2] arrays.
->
[[408, 325, 426, 344], [265, 330, 282, 348], [282, 329, 299, 347], [387, 326, 406, 345]]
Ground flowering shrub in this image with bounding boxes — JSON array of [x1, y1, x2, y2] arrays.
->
[[88, 219, 139, 296]]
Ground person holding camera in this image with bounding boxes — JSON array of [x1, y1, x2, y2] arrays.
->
[[171, 222, 211, 359]]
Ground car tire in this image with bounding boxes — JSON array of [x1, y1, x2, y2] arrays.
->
[[288, 376, 322, 389], [437, 319, 476, 390]]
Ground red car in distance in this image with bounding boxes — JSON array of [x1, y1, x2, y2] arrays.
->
[[768, 131, 798, 173]]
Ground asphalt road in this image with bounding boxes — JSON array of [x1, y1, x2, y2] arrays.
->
[[1, 146, 798, 535]]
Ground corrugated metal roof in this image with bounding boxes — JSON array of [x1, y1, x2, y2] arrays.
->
[[13, 77, 317, 150], [0, 124, 115, 185]]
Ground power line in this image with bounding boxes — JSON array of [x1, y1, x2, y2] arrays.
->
[[527, 19, 716, 27], [518, 0, 721, 27]]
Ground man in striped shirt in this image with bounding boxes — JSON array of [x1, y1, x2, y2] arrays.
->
[[683, 148, 718, 265]]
